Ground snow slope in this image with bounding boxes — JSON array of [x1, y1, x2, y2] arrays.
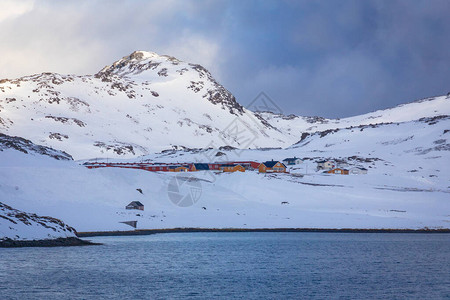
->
[[259, 95, 450, 140], [0, 133, 72, 160], [0, 202, 76, 241], [0, 136, 77, 241], [1, 111, 448, 231], [1, 149, 448, 231], [0, 51, 293, 160]]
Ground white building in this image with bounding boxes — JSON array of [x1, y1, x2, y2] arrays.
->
[[316, 160, 335, 170], [350, 167, 368, 175], [283, 157, 303, 165]]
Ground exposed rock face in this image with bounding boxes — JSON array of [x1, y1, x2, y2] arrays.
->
[[95, 51, 244, 114], [0, 133, 72, 160]]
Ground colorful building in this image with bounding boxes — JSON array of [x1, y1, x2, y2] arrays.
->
[[258, 160, 287, 173], [327, 168, 349, 175], [220, 164, 245, 172], [190, 163, 210, 171], [169, 165, 189, 172]]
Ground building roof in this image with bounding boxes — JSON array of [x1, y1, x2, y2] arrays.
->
[[262, 161, 285, 168], [127, 201, 144, 207], [317, 160, 333, 163], [169, 165, 188, 169], [283, 157, 300, 162], [221, 164, 237, 167], [193, 163, 210, 170]]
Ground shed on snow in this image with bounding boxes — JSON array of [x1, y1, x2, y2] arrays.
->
[[350, 167, 368, 175], [126, 201, 144, 210]]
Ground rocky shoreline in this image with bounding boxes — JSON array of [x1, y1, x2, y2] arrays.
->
[[77, 227, 450, 237], [0, 237, 101, 248]]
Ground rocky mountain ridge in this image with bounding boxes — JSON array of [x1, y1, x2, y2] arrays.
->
[[0, 133, 72, 160]]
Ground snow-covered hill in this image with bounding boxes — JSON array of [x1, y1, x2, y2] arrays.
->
[[0, 135, 77, 242], [0, 202, 76, 241], [0, 51, 293, 160], [258, 95, 450, 139], [0, 133, 72, 160]]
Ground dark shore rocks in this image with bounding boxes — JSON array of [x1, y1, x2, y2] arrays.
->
[[0, 237, 100, 248]]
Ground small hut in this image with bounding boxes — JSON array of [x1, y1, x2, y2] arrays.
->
[[126, 201, 144, 210], [350, 167, 368, 175]]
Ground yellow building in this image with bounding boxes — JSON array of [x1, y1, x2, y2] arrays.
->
[[220, 164, 245, 172], [258, 161, 286, 173], [169, 165, 189, 172]]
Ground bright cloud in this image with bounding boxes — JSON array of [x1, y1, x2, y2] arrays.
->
[[0, 0, 34, 22]]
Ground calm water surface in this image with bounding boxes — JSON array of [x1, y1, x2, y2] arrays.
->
[[1, 232, 449, 299]]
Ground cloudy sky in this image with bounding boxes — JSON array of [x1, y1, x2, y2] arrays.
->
[[1, 0, 449, 118]]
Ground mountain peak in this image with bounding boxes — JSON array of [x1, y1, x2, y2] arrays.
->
[[128, 50, 159, 60], [96, 50, 181, 77], [128, 50, 180, 62]]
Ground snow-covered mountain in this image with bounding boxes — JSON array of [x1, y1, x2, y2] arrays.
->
[[0, 51, 293, 160], [2, 50, 448, 161], [0, 50, 448, 232]]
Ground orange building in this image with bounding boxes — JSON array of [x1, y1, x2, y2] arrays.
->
[[220, 164, 245, 172], [169, 165, 189, 172], [258, 160, 286, 173], [327, 168, 349, 175]]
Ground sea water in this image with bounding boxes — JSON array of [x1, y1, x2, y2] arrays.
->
[[1, 232, 449, 299]]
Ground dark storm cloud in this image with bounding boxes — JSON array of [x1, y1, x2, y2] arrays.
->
[[217, 0, 450, 117], [1, 0, 449, 118]]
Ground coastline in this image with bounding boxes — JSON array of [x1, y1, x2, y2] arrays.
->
[[2, 228, 448, 247], [0, 237, 101, 248], [77, 227, 450, 237]]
